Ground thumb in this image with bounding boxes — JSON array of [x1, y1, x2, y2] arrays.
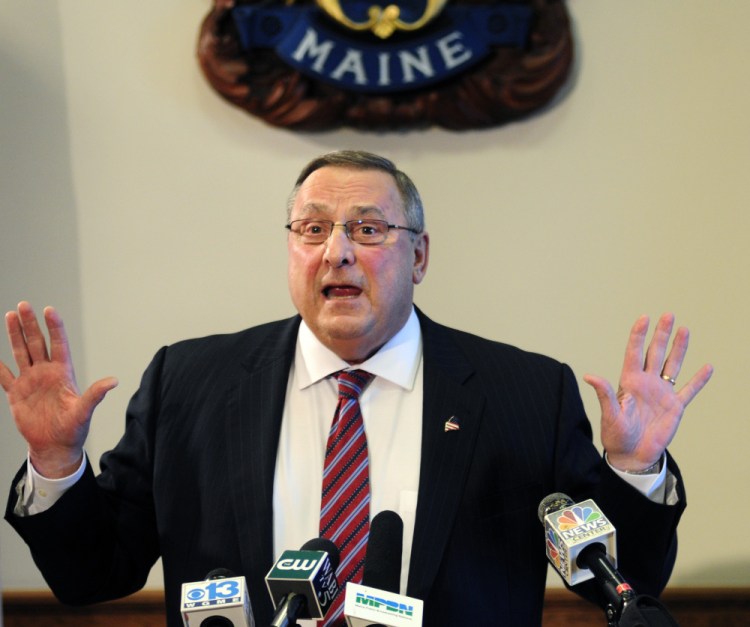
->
[[583, 374, 618, 420], [81, 376, 119, 411]]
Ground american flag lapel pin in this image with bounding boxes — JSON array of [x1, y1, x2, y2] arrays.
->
[[444, 415, 460, 433]]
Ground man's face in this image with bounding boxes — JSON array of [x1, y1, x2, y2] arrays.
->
[[287, 166, 429, 363]]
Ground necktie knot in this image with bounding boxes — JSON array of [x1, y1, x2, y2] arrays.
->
[[336, 369, 375, 400]]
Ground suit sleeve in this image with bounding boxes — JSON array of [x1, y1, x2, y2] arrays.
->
[[3, 348, 167, 605], [554, 363, 686, 602]]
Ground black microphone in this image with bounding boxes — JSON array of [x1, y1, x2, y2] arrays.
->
[[265, 537, 340, 627], [180, 568, 254, 626], [363, 510, 403, 593], [538, 493, 636, 613], [345, 511, 423, 627]]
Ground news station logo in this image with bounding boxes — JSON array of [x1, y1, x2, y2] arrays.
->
[[268, 553, 325, 580], [545, 502, 612, 572], [545, 528, 564, 572], [355, 592, 416, 618], [183, 579, 243, 607], [553, 504, 610, 543], [345, 583, 424, 627]]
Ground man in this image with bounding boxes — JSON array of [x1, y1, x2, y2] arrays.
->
[[2, 151, 713, 626]]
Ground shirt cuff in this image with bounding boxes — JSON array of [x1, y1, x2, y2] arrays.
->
[[14, 453, 88, 516], [606, 452, 670, 503]]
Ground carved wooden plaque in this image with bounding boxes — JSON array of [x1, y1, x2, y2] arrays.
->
[[197, 0, 573, 131]]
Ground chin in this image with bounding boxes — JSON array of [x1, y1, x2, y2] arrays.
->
[[322, 318, 373, 341]]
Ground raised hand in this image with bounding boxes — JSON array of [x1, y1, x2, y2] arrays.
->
[[583, 313, 713, 472], [0, 302, 118, 478]]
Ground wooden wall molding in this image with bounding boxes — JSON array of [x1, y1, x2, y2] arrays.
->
[[3, 587, 749, 626]]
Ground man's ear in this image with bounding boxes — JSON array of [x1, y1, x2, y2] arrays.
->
[[412, 232, 429, 284]]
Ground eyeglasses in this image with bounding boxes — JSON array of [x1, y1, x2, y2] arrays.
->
[[285, 219, 420, 245]]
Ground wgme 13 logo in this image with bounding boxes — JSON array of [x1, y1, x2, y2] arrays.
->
[[185, 579, 242, 604]]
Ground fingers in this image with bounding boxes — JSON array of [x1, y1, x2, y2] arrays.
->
[[644, 313, 675, 375], [677, 363, 714, 407], [2, 302, 45, 392], [644, 314, 694, 387], [625, 313, 690, 385], [16, 301, 51, 364], [621, 314, 648, 372], [4, 302, 72, 369], [44, 306, 73, 365], [0, 359, 15, 393], [6, 308, 30, 371], [660, 325, 689, 382]]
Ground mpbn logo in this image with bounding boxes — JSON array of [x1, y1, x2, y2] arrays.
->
[[355, 593, 414, 617]]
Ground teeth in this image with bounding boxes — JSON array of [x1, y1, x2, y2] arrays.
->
[[324, 286, 357, 298]]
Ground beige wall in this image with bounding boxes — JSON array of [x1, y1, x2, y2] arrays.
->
[[1, 0, 748, 594]]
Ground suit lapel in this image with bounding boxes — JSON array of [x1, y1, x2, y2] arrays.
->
[[225, 316, 301, 610], [407, 311, 486, 598]]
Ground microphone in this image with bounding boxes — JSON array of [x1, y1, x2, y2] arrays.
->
[[180, 568, 255, 626], [344, 511, 424, 627], [538, 493, 635, 608], [265, 537, 340, 626], [363, 510, 403, 593]]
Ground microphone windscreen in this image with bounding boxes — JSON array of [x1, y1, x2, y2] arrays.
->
[[300, 537, 341, 572], [363, 510, 403, 593], [537, 492, 574, 523], [204, 568, 236, 580]]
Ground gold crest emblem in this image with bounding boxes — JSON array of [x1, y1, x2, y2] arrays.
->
[[315, 0, 449, 39]]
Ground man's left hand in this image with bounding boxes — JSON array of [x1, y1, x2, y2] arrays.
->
[[583, 313, 713, 472]]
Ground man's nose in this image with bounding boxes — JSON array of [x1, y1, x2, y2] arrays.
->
[[323, 224, 356, 266]]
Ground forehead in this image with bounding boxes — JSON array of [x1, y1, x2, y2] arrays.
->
[[292, 166, 404, 219]]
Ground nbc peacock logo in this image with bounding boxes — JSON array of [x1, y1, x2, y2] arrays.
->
[[556, 506, 601, 530], [554, 504, 608, 541], [545, 529, 562, 570]]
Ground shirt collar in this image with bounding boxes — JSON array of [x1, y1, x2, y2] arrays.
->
[[296, 308, 422, 391]]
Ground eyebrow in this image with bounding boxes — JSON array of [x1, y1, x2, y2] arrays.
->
[[296, 203, 387, 220]]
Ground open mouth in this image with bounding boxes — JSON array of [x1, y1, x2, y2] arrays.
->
[[323, 285, 362, 298]]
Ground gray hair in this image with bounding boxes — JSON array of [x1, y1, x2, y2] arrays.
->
[[286, 150, 425, 233]]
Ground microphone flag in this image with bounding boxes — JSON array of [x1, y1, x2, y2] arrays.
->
[[265, 548, 339, 619], [541, 497, 617, 586], [181, 574, 254, 626], [344, 583, 424, 627]]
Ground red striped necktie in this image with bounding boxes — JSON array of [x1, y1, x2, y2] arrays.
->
[[320, 369, 375, 627]]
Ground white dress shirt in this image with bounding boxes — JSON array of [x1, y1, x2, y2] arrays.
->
[[274, 307, 424, 607]]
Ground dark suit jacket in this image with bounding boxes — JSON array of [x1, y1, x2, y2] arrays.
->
[[6, 310, 685, 626]]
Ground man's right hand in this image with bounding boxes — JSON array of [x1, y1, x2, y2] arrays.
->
[[0, 302, 118, 478]]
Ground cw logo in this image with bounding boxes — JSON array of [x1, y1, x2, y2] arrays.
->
[[277, 558, 319, 571]]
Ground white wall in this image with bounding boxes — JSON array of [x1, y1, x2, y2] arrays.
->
[[1, 0, 748, 593]]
